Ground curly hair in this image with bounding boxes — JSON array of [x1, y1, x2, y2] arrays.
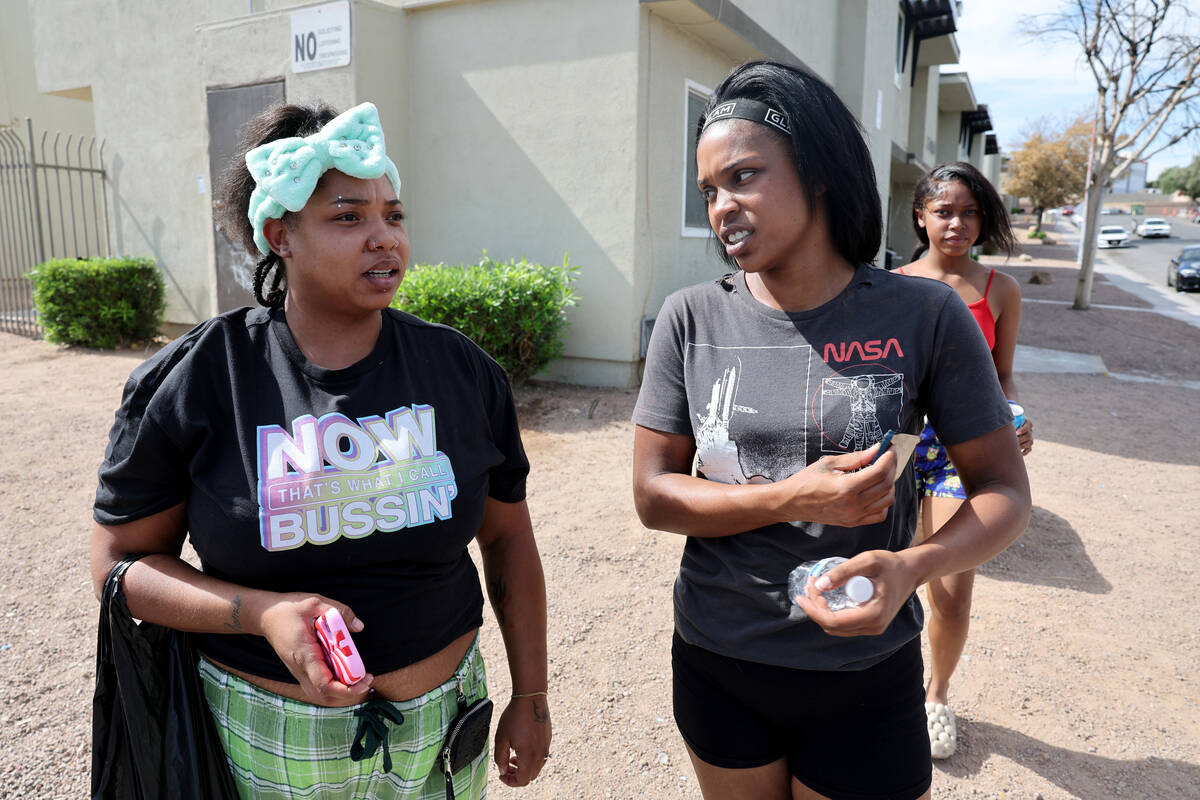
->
[[217, 102, 339, 307]]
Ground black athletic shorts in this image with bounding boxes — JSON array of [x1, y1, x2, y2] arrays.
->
[[672, 632, 932, 800]]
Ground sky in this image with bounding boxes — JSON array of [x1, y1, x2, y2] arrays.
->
[[951, 0, 1199, 180]]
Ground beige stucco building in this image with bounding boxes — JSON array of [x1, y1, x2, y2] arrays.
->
[[10, 0, 997, 386], [0, 0, 95, 135]]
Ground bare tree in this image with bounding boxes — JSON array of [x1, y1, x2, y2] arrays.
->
[[1029, 1, 1200, 309]]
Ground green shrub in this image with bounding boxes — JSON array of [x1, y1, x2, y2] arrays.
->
[[393, 253, 579, 384], [1027, 229, 1047, 239], [29, 256, 165, 348]]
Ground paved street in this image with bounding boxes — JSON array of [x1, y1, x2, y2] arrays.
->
[[1095, 214, 1200, 293], [1050, 213, 1200, 324]]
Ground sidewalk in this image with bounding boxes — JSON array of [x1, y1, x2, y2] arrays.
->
[[989, 219, 1200, 391], [1055, 215, 1200, 329]]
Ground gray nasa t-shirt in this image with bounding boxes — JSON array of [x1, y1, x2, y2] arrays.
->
[[633, 265, 1010, 670]]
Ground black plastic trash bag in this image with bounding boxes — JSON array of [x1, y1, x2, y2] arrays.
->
[[91, 555, 239, 800]]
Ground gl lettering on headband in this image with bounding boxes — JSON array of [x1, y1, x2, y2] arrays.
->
[[704, 98, 790, 135]]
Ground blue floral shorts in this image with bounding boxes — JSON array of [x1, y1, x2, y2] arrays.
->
[[913, 421, 966, 500]]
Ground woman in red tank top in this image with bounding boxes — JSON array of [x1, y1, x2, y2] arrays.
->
[[898, 162, 1033, 759]]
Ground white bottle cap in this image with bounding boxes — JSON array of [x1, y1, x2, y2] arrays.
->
[[844, 576, 874, 604]]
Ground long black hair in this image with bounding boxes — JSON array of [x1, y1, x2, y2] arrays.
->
[[697, 60, 883, 268], [910, 161, 1017, 261], [217, 103, 339, 307]]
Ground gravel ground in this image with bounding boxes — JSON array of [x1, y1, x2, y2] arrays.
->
[[1, 249, 1197, 799]]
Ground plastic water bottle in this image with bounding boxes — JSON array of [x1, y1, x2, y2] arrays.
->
[[1008, 400, 1026, 428], [789, 557, 874, 611]]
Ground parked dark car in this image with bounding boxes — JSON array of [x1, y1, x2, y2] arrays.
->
[[1167, 246, 1200, 292]]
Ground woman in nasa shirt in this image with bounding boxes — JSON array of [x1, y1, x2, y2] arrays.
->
[[632, 62, 1030, 800]]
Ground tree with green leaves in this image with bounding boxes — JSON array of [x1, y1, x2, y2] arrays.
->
[[1005, 115, 1091, 232], [1155, 158, 1200, 202], [1030, 1, 1200, 310]]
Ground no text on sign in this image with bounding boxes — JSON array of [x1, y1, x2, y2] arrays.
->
[[291, 1, 351, 74]]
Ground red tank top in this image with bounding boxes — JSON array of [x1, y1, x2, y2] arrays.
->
[[898, 267, 996, 350]]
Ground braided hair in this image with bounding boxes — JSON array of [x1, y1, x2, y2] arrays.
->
[[217, 103, 339, 307]]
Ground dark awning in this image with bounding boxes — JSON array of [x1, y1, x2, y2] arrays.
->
[[900, 0, 959, 85], [960, 104, 993, 156]]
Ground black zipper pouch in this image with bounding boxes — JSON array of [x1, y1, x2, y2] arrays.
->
[[441, 694, 493, 800]]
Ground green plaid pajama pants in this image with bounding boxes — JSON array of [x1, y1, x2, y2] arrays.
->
[[198, 638, 489, 800]]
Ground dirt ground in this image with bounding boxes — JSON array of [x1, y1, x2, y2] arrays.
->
[[1, 247, 1198, 799]]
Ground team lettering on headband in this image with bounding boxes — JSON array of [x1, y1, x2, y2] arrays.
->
[[704, 99, 790, 134]]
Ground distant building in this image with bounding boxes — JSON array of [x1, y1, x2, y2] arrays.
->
[[1110, 160, 1148, 194]]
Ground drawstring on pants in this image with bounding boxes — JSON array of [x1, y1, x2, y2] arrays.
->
[[350, 698, 405, 772]]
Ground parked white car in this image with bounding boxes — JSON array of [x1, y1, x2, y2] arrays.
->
[[1098, 225, 1130, 248], [1135, 217, 1171, 238]]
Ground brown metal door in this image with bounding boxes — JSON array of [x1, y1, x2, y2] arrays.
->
[[207, 81, 285, 312]]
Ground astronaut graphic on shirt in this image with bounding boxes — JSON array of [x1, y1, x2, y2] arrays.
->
[[822, 374, 904, 450]]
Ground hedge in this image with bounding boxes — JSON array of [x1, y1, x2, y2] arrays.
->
[[29, 257, 165, 348], [393, 253, 579, 384]]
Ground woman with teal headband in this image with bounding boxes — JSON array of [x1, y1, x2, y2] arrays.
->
[[90, 101, 551, 798]]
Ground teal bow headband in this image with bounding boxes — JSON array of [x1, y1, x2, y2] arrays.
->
[[245, 102, 402, 255]]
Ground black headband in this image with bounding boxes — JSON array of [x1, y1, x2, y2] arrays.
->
[[703, 98, 790, 134]]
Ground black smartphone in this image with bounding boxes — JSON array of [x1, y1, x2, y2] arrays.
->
[[869, 429, 896, 465]]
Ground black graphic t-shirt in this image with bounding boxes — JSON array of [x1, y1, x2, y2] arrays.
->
[[95, 306, 528, 682], [633, 265, 1010, 670]]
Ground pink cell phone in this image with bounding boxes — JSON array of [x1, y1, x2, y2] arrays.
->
[[313, 608, 365, 686]]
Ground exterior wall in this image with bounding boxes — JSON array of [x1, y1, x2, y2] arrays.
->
[[733, 0, 839, 76], [835, 0, 908, 266], [20, 0, 995, 386], [0, 0, 95, 134], [24, 0, 107, 103], [936, 110, 963, 165], [909, 66, 939, 166], [27, 0, 408, 327], [2, 0, 102, 273], [887, 179, 919, 265], [29, 0, 251, 324], [983, 152, 1002, 192], [890, 64, 942, 265], [631, 9, 738, 353], [964, 131, 982, 169], [405, 0, 642, 386]]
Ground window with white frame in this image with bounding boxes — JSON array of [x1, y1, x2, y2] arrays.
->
[[682, 80, 713, 236]]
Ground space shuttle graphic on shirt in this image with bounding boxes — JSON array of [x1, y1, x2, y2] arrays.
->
[[694, 359, 763, 484]]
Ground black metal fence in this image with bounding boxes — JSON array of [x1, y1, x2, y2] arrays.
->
[[0, 118, 109, 338]]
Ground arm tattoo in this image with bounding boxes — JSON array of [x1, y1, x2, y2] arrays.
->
[[532, 699, 550, 724], [488, 576, 509, 627], [223, 594, 244, 632]]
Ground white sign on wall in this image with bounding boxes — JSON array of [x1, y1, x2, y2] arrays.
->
[[291, 1, 351, 74]]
